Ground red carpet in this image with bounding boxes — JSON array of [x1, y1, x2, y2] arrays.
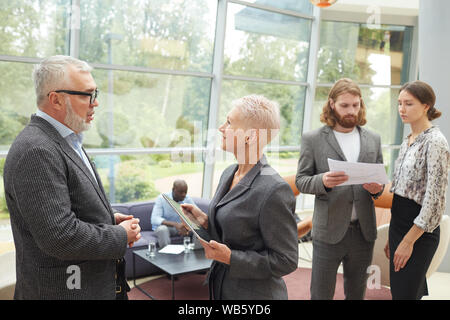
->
[[128, 268, 391, 300], [283, 267, 392, 300]]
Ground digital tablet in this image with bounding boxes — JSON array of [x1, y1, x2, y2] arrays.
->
[[161, 193, 211, 242]]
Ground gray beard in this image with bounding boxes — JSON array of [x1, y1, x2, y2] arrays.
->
[[64, 98, 91, 133]]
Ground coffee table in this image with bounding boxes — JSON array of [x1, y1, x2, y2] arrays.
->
[[132, 248, 212, 300]]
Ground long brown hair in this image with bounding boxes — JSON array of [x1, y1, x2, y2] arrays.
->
[[400, 80, 441, 120], [320, 78, 367, 127]]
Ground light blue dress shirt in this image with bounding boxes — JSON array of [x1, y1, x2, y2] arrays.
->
[[151, 192, 196, 230], [35, 110, 97, 183]]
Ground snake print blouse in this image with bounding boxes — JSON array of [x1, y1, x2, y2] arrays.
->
[[390, 126, 450, 232]]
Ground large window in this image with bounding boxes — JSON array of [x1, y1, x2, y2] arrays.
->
[[79, 0, 217, 73], [0, 62, 36, 150], [211, 1, 314, 193], [299, 20, 414, 211], [317, 22, 413, 86], [86, 70, 211, 149], [0, 1, 70, 58], [79, 0, 217, 202], [95, 153, 205, 201], [0, 1, 416, 215], [314, 21, 413, 174], [224, 3, 311, 82]]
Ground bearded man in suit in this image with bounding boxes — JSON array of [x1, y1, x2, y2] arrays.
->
[[296, 78, 384, 300], [3, 55, 141, 300]]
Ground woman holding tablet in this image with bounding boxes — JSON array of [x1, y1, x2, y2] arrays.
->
[[181, 95, 298, 300]]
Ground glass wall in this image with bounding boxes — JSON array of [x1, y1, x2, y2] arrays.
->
[[300, 21, 414, 211], [79, 0, 217, 73], [317, 22, 413, 86], [212, 1, 313, 192], [0, 1, 70, 58], [86, 70, 211, 149], [314, 21, 413, 174], [79, 0, 218, 202], [224, 3, 311, 82], [0, 0, 415, 215], [0, 62, 37, 151], [95, 153, 205, 201]]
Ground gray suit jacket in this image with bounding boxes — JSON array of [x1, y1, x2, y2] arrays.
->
[[207, 155, 298, 300], [295, 126, 383, 244], [3, 115, 128, 300]]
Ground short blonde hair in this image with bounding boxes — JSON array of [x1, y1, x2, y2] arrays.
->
[[232, 95, 280, 142], [232, 94, 280, 130]]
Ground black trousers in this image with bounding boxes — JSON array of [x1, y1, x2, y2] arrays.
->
[[116, 258, 130, 300], [389, 194, 440, 300]]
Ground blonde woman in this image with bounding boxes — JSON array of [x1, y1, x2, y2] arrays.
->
[[182, 95, 298, 300]]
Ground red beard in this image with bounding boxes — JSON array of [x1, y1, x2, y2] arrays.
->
[[334, 111, 358, 128]]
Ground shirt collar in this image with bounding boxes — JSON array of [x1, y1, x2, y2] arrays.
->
[[35, 109, 84, 143], [405, 125, 436, 143]]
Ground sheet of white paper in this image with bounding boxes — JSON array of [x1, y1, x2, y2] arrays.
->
[[327, 158, 389, 186], [158, 244, 185, 254]]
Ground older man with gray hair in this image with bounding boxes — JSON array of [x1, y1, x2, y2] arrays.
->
[[3, 55, 141, 300]]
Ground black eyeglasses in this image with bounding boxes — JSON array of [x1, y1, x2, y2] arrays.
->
[[48, 89, 98, 105]]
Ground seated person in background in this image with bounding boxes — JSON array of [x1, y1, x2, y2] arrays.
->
[[296, 215, 313, 240], [151, 179, 196, 248]]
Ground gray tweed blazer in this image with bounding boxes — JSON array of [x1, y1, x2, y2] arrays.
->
[[3, 115, 128, 300], [295, 125, 384, 244], [207, 155, 298, 300]]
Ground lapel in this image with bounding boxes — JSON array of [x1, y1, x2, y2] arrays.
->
[[357, 126, 369, 163], [322, 126, 347, 161], [30, 116, 113, 216], [208, 155, 266, 239], [59, 138, 114, 219], [207, 164, 237, 241], [82, 147, 116, 223], [210, 165, 237, 211], [215, 155, 266, 209]]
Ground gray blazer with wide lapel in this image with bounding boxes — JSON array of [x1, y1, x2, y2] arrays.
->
[[3, 115, 128, 299], [295, 125, 383, 244], [206, 155, 298, 300]]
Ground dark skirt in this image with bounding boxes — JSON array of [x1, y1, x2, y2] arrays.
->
[[389, 194, 440, 300], [209, 262, 226, 300]]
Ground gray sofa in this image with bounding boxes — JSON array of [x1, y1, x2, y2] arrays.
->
[[111, 197, 210, 279]]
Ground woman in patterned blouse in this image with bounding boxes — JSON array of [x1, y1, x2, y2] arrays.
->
[[385, 80, 450, 300]]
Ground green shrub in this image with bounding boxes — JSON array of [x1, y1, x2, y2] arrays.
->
[[0, 193, 9, 218], [0, 174, 9, 218], [158, 160, 172, 168], [104, 160, 159, 203], [0, 158, 5, 176]]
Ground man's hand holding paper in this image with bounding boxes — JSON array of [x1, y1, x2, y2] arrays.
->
[[322, 171, 349, 188], [327, 158, 389, 188]]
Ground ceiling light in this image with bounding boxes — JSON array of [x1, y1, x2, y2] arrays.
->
[[310, 0, 338, 8]]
